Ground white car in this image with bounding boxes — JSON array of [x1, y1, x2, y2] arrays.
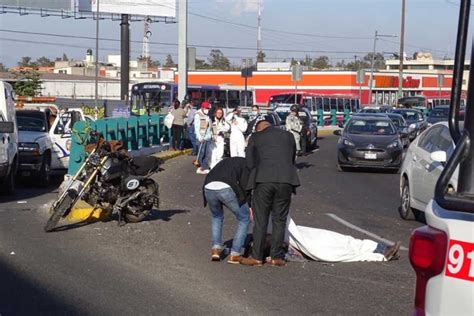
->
[[399, 122, 458, 220], [0, 81, 18, 193]]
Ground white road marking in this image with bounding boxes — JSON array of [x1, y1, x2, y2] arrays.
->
[[326, 213, 409, 251]]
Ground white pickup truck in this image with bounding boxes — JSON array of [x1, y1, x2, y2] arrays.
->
[[15, 104, 85, 186], [0, 81, 18, 194]]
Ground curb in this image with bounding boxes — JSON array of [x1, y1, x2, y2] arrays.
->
[[66, 148, 192, 222], [318, 129, 340, 137]]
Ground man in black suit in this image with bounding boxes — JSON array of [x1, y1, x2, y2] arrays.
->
[[241, 120, 300, 267]]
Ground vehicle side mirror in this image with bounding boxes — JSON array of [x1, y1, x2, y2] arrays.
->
[[431, 150, 447, 164], [333, 129, 342, 136], [0, 122, 14, 133]]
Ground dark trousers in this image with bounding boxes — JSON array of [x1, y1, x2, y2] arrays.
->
[[251, 182, 293, 260], [171, 124, 184, 150]]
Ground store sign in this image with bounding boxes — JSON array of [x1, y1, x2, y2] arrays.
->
[[376, 76, 420, 89]]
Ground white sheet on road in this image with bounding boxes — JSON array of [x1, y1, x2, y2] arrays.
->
[[287, 218, 386, 262]]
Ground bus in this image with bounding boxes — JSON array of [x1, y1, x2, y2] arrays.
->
[[397, 96, 465, 110], [268, 92, 360, 114], [130, 82, 253, 115]]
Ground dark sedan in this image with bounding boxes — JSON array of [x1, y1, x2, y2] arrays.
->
[[335, 116, 403, 171], [427, 105, 449, 125], [391, 108, 427, 141]]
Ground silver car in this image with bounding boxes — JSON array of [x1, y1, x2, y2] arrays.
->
[[399, 122, 458, 220]]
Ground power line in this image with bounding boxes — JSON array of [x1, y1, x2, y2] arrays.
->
[[0, 29, 373, 54]]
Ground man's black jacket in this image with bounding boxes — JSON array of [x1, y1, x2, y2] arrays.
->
[[245, 126, 300, 191], [203, 157, 251, 207]]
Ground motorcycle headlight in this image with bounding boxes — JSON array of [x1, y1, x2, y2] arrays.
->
[[387, 141, 401, 149], [343, 139, 355, 147], [19, 142, 40, 155]]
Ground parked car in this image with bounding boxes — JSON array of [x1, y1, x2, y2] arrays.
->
[[399, 122, 458, 220], [427, 105, 450, 125], [335, 116, 403, 171], [391, 108, 428, 141], [274, 106, 318, 153], [0, 81, 18, 194], [386, 113, 410, 148]]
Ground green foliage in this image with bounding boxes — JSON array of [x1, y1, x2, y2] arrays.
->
[[312, 56, 331, 70], [164, 54, 176, 68], [12, 70, 43, 97], [36, 56, 54, 67], [208, 49, 231, 70], [196, 58, 211, 69]]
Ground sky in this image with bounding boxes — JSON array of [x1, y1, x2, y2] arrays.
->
[[0, 0, 470, 68]]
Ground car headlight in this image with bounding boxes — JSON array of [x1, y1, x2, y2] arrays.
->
[[387, 141, 401, 149], [18, 143, 40, 155], [343, 139, 355, 147], [409, 123, 416, 130]]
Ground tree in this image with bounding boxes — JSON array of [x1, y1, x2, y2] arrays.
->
[[164, 54, 176, 68], [363, 53, 385, 70], [257, 50, 266, 63], [35, 56, 54, 67], [150, 59, 161, 67], [335, 60, 346, 69], [346, 59, 370, 71], [56, 53, 69, 62], [0, 63, 7, 72], [195, 58, 211, 69], [18, 56, 37, 68], [312, 56, 331, 70], [12, 69, 42, 97], [208, 49, 231, 70]]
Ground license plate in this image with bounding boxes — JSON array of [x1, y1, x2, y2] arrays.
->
[[364, 153, 377, 160]]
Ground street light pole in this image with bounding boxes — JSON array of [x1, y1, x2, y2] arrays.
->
[[368, 30, 378, 105], [94, 0, 100, 120], [398, 0, 406, 103]]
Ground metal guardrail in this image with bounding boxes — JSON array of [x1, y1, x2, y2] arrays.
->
[[68, 114, 170, 175]]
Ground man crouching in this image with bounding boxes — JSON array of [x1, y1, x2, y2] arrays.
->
[[203, 157, 251, 264]]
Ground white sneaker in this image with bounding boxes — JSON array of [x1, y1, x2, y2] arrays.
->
[[196, 168, 209, 174]]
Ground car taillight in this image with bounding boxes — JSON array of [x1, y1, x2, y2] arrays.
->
[[409, 225, 448, 315]]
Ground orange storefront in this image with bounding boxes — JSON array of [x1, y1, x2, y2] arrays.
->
[[176, 71, 453, 105]]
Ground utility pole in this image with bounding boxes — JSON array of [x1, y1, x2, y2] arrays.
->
[[120, 14, 130, 102], [368, 31, 398, 105], [257, 0, 262, 62], [94, 0, 100, 120], [178, 0, 188, 102], [398, 0, 406, 103]]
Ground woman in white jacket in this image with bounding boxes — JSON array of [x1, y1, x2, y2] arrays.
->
[[209, 107, 230, 169], [226, 108, 248, 158]]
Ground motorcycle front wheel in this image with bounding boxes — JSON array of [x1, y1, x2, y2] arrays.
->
[[124, 180, 158, 223], [44, 191, 75, 232]]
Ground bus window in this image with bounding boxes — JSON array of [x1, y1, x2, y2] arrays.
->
[[337, 98, 344, 112], [355, 99, 360, 111], [330, 98, 337, 111], [323, 98, 330, 112], [304, 97, 313, 109], [315, 97, 323, 111], [350, 99, 356, 112]]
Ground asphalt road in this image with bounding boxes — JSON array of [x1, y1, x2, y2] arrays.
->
[[0, 136, 424, 315]]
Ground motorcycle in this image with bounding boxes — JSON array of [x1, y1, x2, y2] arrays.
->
[[44, 133, 162, 232]]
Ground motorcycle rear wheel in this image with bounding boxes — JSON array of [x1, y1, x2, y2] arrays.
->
[[123, 181, 158, 223], [44, 192, 74, 232]]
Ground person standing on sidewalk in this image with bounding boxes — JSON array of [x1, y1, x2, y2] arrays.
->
[[185, 100, 199, 155], [170, 100, 186, 151], [203, 157, 251, 264], [209, 107, 230, 169], [286, 105, 303, 156], [226, 107, 248, 158], [194, 101, 212, 174], [241, 120, 300, 267]]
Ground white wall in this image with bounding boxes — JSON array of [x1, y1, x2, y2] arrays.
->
[[41, 81, 122, 100]]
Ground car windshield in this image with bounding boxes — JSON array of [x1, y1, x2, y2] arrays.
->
[[429, 108, 449, 118], [359, 108, 379, 113], [346, 119, 396, 135], [393, 110, 421, 121], [16, 112, 47, 132]]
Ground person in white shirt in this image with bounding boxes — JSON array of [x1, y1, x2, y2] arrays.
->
[[226, 107, 248, 158], [209, 107, 230, 169]]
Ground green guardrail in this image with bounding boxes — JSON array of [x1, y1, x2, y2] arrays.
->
[[68, 114, 171, 175]]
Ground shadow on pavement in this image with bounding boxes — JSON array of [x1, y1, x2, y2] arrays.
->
[[296, 162, 314, 170], [147, 209, 190, 222], [0, 258, 81, 315], [0, 176, 63, 203]]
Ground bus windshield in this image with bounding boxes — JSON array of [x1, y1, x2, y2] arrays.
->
[[269, 94, 301, 105]]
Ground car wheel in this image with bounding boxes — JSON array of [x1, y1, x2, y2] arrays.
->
[[0, 159, 16, 195], [399, 179, 415, 220], [38, 154, 51, 187]]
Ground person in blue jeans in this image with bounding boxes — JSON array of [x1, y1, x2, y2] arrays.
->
[[203, 157, 251, 264], [184, 100, 199, 155]]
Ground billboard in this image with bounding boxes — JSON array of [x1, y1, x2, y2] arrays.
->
[[90, 0, 176, 18], [0, 0, 75, 10]]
